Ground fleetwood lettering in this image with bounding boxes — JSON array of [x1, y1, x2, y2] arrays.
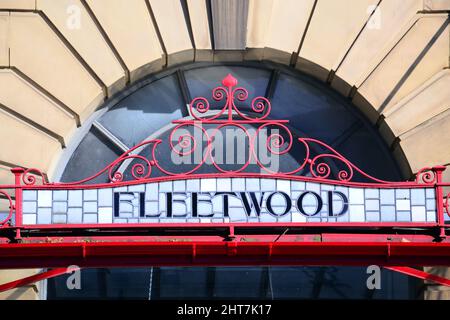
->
[[113, 190, 349, 219]]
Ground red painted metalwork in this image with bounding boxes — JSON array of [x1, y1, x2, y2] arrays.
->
[[0, 241, 449, 269], [444, 192, 450, 218], [1, 74, 442, 189], [0, 74, 449, 291], [0, 189, 13, 226], [0, 233, 443, 245], [9, 221, 444, 230], [0, 75, 450, 291], [384, 266, 450, 287], [434, 166, 447, 239]]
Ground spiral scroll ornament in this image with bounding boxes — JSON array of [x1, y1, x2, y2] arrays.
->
[[209, 123, 252, 173], [445, 193, 450, 218], [11, 74, 433, 186], [154, 122, 211, 176], [22, 168, 48, 186], [107, 155, 153, 182], [0, 190, 14, 227], [309, 154, 354, 182], [415, 167, 438, 184]]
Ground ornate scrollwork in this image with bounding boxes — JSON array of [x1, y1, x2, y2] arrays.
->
[[209, 123, 252, 173], [154, 122, 210, 176], [415, 167, 438, 184], [0, 190, 14, 227], [445, 193, 450, 218], [107, 154, 153, 182], [10, 74, 441, 186], [252, 122, 307, 175], [31, 140, 160, 186], [22, 168, 48, 186], [189, 74, 272, 122]]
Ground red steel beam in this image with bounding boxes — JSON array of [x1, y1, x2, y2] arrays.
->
[[0, 241, 450, 269]]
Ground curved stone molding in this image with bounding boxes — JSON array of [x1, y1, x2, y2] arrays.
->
[[0, 0, 35, 10], [8, 12, 105, 122], [84, 0, 165, 82], [37, 0, 127, 97], [381, 69, 450, 144], [148, 0, 194, 65], [423, 0, 450, 11]]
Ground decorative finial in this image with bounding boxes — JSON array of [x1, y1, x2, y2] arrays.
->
[[222, 74, 238, 88]]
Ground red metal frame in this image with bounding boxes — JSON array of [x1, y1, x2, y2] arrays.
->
[[0, 75, 449, 292], [0, 241, 450, 268]]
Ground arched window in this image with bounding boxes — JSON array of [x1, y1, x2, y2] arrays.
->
[[48, 62, 417, 299]]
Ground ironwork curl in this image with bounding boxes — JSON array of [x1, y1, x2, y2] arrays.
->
[[22, 168, 48, 186], [415, 167, 438, 184], [0, 190, 14, 227], [10, 74, 442, 186], [445, 193, 450, 218]]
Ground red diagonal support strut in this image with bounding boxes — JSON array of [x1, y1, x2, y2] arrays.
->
[[0, 268, 67, 293], [384, 266, 450, 287]]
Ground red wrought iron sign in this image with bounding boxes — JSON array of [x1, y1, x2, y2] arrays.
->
[[0, 74, 449, 275]]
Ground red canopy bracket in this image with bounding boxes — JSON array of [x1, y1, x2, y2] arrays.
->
[[384, 266, 450, 287], [0, 268, 67, 293]]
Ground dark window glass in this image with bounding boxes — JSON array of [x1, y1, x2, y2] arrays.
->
[[213, 267, 263, 299], [268, 267, 413, 299], [47, 268, 150, 300], [153, 267, 209, 299], [270, 73, 357, 144], [47, 266, 417, 300], [336, 126, 401, 181], [61, 129, 122, 184], [98, 75, 184, 148]]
